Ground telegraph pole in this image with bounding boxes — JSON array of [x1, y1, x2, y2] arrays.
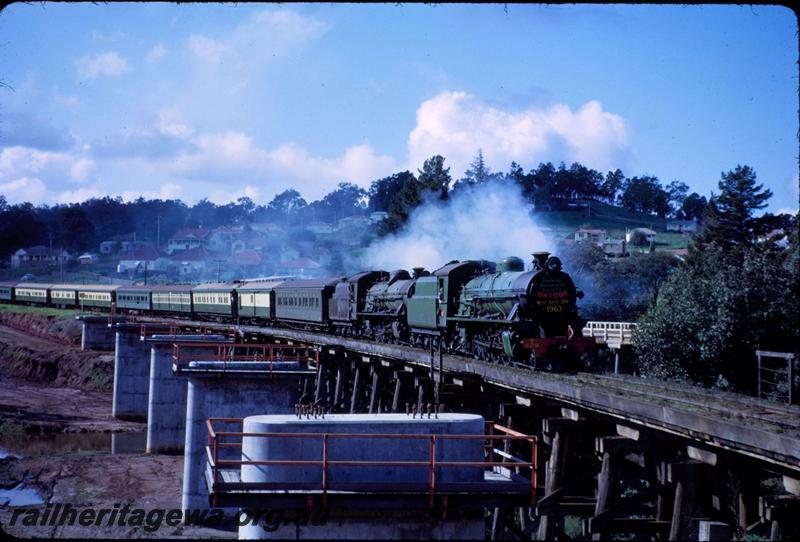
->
[[215, 259, 224, 282]]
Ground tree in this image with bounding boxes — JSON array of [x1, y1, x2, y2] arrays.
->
[[380, 172, 423, 235], [666, 180, 689, 216], [460, 149, 491, 186], [417, 155, 451, 200], [56, 205, 95, 252], [267, 189, 307, 217], [368, 172, 413, 212], [601, 169, 625, 204], [634, 237, 798, 390], [680, 192, 707, 220], [320, 182, 367, 223], [619, 175, 670, 216], [696, 165, 773, 249]]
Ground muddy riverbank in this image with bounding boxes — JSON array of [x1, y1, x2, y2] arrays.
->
[[0, 315, 235, 539]]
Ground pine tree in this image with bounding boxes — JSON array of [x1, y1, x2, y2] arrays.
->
[[695, 165, 772, 250]]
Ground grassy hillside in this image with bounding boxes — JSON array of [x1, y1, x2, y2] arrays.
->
[[535, 201, 692, 250]]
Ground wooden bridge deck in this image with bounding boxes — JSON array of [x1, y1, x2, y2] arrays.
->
[[136, 316, 800, 474]]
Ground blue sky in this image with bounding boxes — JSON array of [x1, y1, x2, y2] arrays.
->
[[0, 3, 797, 213]]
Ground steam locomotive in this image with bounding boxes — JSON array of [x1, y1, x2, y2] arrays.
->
[[0, 251, 594, 370]]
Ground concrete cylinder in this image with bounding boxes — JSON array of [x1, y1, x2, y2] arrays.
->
[[182, 366, 305, 513], [146, 335, 229, 454], [241, 413, 485, 486], [113, 326, 151, 421], [239, 413, 485, 540]]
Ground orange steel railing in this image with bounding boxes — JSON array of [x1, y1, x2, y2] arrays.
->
[[205, 417, 537, 508], [173, 343, 319, 375]]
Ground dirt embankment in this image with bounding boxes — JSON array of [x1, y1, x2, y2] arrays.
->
[[0, 311, 82, 346], [0, 314, 113, 392]]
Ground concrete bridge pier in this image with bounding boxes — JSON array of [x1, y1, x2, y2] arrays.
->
[[181, 363, 313, 515], [113, 323, 151, 421], [146, 335, 230, 454], [78, 315, 126, 351]]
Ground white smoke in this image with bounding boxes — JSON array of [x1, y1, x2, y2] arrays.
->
[[363, 180, 553, 272]]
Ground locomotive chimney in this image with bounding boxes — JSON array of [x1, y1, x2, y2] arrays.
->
[[412, 267, 425, 278], [532, 252, 550, 270]]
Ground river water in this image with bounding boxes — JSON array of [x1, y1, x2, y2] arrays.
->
[[0, 431, 146, 459]]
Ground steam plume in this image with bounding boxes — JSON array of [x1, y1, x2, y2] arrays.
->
[[363, 180, 553, 271]]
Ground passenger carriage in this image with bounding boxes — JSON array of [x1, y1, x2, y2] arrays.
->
[[115, 285, 153, 312], [192, 283, 238, 317], [13, 282, 53, 305], [151, 285, 193, 314], [235, 279, 287, 321], [0, 281, 18, 303], [274, 278, 339, 325], [77, 285, 120, 309]]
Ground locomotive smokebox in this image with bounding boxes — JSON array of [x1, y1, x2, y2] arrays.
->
[[532, 252, 550, 271]]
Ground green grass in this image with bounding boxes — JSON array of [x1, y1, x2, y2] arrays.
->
[[0, 303, 79, 317]]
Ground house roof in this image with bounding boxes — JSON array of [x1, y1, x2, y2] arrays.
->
[[233, 249, 261, 266], [632, 228, 657, 235], [123, 246, 167, 261], [575, 228, 606, 235], [17, 246, 50, 256], [276, 257, 321, 269], [170, 247, 214, 261], [169, 228, 211, 241]]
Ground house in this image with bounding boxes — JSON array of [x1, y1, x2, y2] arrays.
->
[[306, 222, 334, 235], [666, 219, 698, 233], [601, 239, 628, 257], [99, 241, 119, 255], [276, 257, 322, 278], [369, 211, 389, 224], [117, 246, 169, 274], [337, 216, 371, 231], [625, 228, 657, 244], [758, 228, 789, 248], [169, 246, 215, 277], [232, 249, 262, 274], [78, 252, 100, 265], [11, 246, 73, 268], [249, 223, 285, 237], [668, 248, 689, 261], [167, 228, 211, 254], [574, 228, 607, 245], [279, 247, 300, 263], [308, 247, 332, 267], [208, 226, 243, 254]]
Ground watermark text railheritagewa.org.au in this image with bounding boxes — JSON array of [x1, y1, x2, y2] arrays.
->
[[7, 504, 328, 532]]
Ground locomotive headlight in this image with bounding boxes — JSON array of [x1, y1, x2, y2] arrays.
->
[[545, 256, 562, 271]]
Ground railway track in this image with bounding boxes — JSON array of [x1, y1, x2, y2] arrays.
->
[[581, 373, 800, 433]]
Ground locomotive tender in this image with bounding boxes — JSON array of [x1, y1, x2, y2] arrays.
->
[[0, 251, 593, 370]]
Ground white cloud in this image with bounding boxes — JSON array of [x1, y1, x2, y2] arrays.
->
[[0, 146, 97, 203], [120, 182, 184, 202], [163, 127, 399, 201], [75, 51, 131, 80], [0, 177, 48, 204], [408, 91, 631, 177], [56, 187, 102, 204], [187, 35, 228, 64], [70, 159, 95, 182], [146, 44, 167, 63]]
